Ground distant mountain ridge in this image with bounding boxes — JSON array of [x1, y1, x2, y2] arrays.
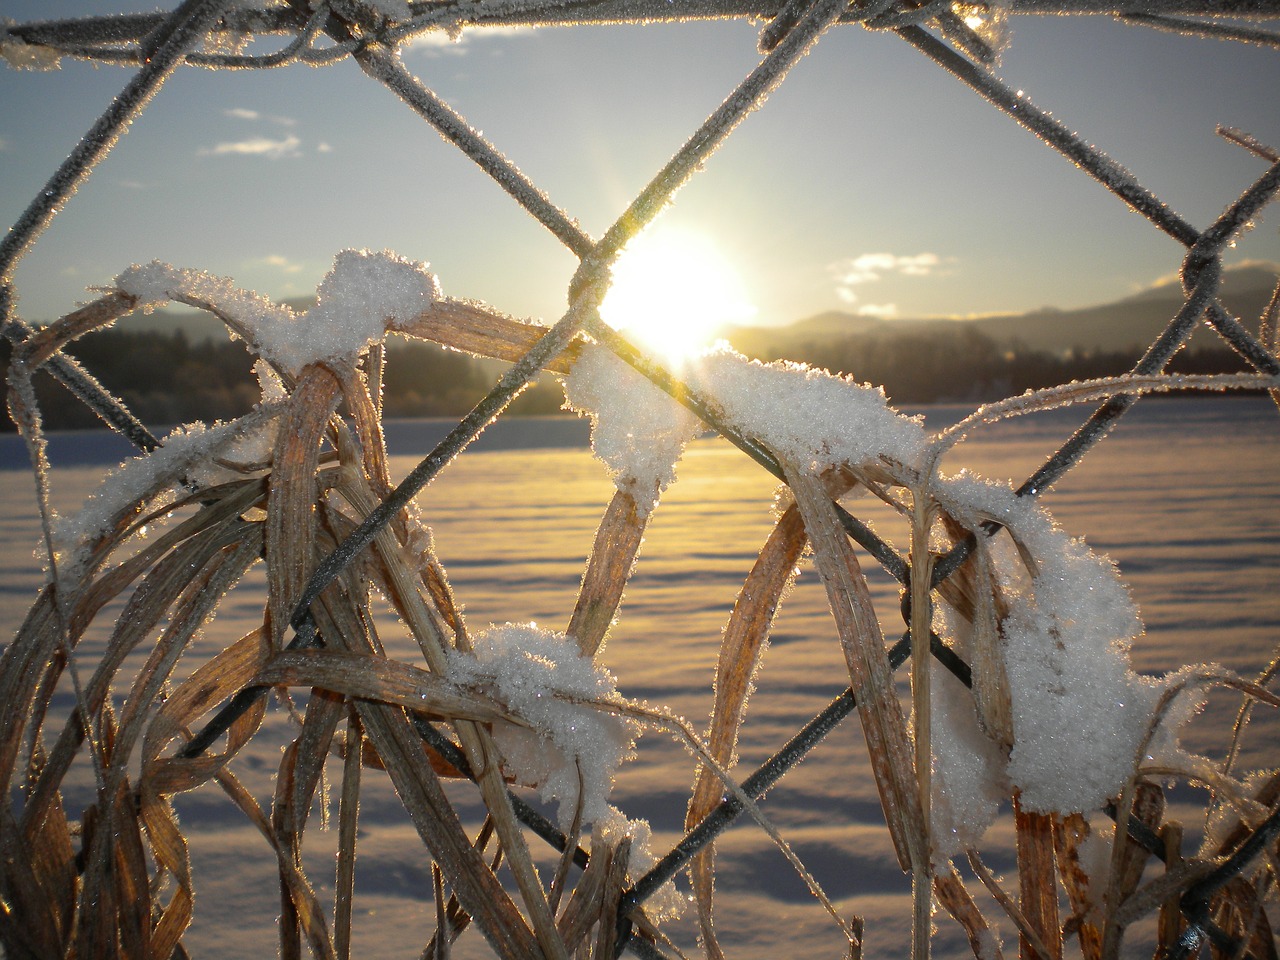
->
[[727, 263, 1277, 358], [84, 264, 1276, 358]]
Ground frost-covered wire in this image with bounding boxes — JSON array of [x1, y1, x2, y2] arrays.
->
[[354, 44, 595, 258], [1119, 11, 1280, 47], [895, 24, 1200, 247], [0, 0, 233, 280]]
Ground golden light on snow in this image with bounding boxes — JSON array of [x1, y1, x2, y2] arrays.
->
[[600, 227, 756, 364]]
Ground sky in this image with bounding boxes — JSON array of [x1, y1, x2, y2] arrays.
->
[[1, 1, 1278, 332]]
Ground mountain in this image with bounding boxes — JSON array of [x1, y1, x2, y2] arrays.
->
[[727, 263, 1277, 358]]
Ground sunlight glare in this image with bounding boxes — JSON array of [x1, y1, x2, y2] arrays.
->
[[599, 228, 756, 364]]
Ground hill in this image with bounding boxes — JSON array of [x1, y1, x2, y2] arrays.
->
[[726, 263, 1277, 358]]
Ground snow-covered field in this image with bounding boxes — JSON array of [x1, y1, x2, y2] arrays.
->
[[1, 396, 1275, 958]]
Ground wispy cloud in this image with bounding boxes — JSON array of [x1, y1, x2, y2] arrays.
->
[[200, 134, 302, 160], [257, 254, 305, 274], [829, 252, 947, 316], [405, 24, 534, 56], [223, 107, 296, 126], [0, 136, 9, 152]]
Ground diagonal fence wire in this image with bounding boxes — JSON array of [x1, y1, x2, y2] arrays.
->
[[4, 3, 1280, 957]]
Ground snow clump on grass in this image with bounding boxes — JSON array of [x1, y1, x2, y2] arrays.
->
[[687, 346, 930, 474], [446, 623, 639, 828], [116, 249, 439, 375], [563, 344, 703, 515], [929, 665, 1010, 859], [51, 410, 281, 584], [934, 471, 1163, 814]]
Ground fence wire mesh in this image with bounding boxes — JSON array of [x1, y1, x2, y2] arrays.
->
[[2, 2, 1279, 959]]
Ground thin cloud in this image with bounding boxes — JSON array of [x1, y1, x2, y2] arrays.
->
[[0, 136, 8, 152], [223, 106, 297, 126], [258, 254, 305, 274], [829, 252, 947, 310], [200, 134, 302, 160]]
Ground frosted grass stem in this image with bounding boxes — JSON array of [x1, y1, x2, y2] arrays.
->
[[290, 298, 589, 636]]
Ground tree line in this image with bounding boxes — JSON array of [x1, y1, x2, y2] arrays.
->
[[0, 324, 1251, 432]]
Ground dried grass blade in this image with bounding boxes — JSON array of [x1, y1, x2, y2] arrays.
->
[[1053, 814, 1103, 960], [0, 588, 61, 800], [142, 627, 272, 794], [12, 291, 138, 370], [257, 649, 520, 725], [785, 467, 926, 873], [940, 523, 1013, 749], [330, 473, 563, 958], [0, 806, 72, 958], [207, 762, 337, 959], [77, 780, 152, 958], [33, 521, 251, 797], [108, 531, 262, 779], [1013, 797, 1061, 960], [934, 863, 1004, 960], [267, 363, 342, 647], [1113, 859, 1215, 930], [351, 698, 541, 960], [968, 850, 1056, 960], [556, 833, 609, 954], [137, 787, 193, 960], [685, 501, 808, 960], [73, 477, 267, 635], [338, 362, 393, 498], [335, 713, 363, 960], [402, 298, 582, 374], [1213, 877, 1279, 960], [306, 587, 540, 960], [592, 837, 631, 960], [275, 739, 309, 960], [332, 470, 457, 666], [569, 488, 648, 657], [1114, 782, 1164, 907]]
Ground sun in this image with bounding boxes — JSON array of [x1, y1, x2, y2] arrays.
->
[[599, 227, 756, 365]]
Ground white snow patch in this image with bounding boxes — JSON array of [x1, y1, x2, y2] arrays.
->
[[1, 21, 62, 70], [52, 410, 282, 583], [115, 249, 439, 375], [563, 344, 702, 515], [595, 806, 685, 920], [446, 623, 638, 828], [929, 666, 1008, 859], [685, 347, 929, 474]]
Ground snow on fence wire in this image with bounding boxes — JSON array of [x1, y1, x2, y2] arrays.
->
[[1, 2, 1279, 960]]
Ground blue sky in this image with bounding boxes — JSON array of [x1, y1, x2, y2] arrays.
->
[[2, 1, 1278, 329]]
